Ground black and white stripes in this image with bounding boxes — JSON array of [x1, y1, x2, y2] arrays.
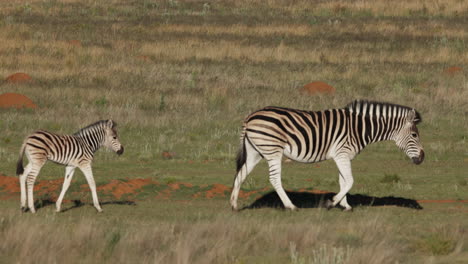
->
[[16, 120, 124, 213], [230, 100, 424, 211]]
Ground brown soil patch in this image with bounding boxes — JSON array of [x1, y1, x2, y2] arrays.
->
[[205, 183, 230, 199], [167, 182, 193, 190], [443, 66, 463, 76], [0, 174, 63, 200], [0, 93, 38, 109], [136, 55, 150, 61], [3, 174, 466, 206], [97, 178, 157, 199], [5, 73, 32, 84], [238, 187, 270, 199], [300, 81, 335, 95], [0, 175, 20, 198], [68, 40, 82, 47], [162, 151, 176, 159]]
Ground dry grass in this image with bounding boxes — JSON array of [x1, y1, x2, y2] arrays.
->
[[2, 204, 463, 264], [0, 0, 467, 263]]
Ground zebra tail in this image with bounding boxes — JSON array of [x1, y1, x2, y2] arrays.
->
[[16, 142, 26, 176], [236, 137, 247, 174], [236, 125, 247, 174]]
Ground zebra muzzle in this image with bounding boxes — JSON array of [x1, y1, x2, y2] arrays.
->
[[412, 150, 424, 165], [117, 146, 124, 155]]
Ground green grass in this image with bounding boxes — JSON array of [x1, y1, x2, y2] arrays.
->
[[1, 0, 467, 263]]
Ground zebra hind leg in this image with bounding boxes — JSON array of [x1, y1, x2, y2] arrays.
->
[[329, 157, 354, 211], [230, 141, 262, 211], [338, 173, 353, 211], [19, 163, 32, 212], [267, 156, 297, 211]]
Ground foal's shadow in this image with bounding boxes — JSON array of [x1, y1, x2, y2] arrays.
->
[[34, 199, 136, 212], [242, 191, 423, 210]]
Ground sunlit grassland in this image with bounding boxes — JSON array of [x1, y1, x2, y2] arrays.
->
[[0, 0, 467, 263]]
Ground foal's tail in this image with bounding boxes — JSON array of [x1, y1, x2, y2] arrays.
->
[[16, 142, 26, 176]]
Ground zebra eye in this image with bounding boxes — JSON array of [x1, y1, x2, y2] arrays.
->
[[113, 136, 117, 140], [411, 132, 418, 138]]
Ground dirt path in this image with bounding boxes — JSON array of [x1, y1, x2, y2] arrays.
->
[[1, 174, 467, 206]]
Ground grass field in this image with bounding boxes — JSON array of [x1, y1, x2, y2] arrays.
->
[[0, 0, 467, 263]]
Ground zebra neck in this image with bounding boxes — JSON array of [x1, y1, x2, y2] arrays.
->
[[76, 129, 105, 153], [354, 114, 402, 148]]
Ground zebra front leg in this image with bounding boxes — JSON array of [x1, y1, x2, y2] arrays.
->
[[80, 165, 102, 212], [230, 143, 262, 211], [267, 157, 297, 210], [19, 164, 32, 212], [56, 166, 76, 212], [329, 156, 354, 210]]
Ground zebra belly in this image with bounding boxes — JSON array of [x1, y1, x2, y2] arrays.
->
[[47, 155, 79, 167], [283, 148, 327, 163]]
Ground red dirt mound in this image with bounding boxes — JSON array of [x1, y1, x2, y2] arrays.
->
[[68, 40, 82, 47], [5, 73, 32, 84], [136, 55, 150, 61], [162, 151, 177, 159], [0, 175, 20, 195], [443, 66, 463, 76], [0, 93, 37, 109], [205, 183, 230, 199], [301, 81, 335, 95], [97, 178, 157, 199]]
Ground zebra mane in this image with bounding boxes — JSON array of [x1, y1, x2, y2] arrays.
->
[[73, 120, 113, 136], [345, 100, 422, 124]]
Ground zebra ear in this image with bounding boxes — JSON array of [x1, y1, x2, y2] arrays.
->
[[406, 109, 419, 124], [107, 119, 114, 127]]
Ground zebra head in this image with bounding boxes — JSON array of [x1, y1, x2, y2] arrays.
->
[[394, 109, 424, 165], [103, 120, 124, 155]]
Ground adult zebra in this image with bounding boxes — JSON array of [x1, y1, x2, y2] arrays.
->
[[16, 120, 124, 213], [230, 100, 424, 211]]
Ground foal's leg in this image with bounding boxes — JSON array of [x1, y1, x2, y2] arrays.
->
[[56, 166, 76, 212], [79, 164, 102, 212], [19, 163, 32, 211], [26, 162, 46, 213]]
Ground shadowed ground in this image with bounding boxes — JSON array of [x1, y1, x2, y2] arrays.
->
[[243, 191, 423, 210], [30, 199, 137, 212]]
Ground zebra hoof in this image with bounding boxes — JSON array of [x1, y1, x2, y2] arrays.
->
[[288, 206, 299, 211], [21, 207, 28, 213], [325, 199, 334, 210], [343, 207, 353, 212]]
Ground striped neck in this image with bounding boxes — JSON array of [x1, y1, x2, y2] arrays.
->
[[73, 120, 108, 153], [346, 100, 413, 148]]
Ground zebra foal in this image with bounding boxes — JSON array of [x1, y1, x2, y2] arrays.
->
[[230, 100, 424, 211], [16, 120, 124, 213]]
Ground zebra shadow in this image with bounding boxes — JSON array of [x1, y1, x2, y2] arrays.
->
[[32, 199, 136, 212], [242, 191, 423, 210]]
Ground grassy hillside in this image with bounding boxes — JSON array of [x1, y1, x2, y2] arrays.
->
[[0, 0, 467, 263]]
